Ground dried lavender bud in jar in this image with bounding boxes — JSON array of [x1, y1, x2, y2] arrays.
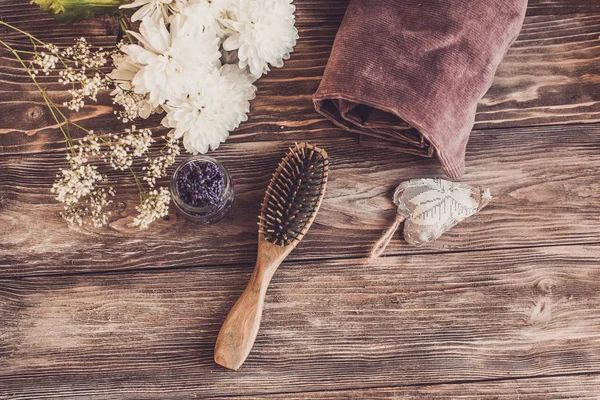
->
[[170, 155, 234, 224], [176, 160, 226, 208]]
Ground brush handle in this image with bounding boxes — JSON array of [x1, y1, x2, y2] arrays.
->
[[214, 241, 290, 370]]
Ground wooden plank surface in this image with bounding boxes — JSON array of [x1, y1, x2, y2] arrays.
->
[[1, 0, 599, 43], [2, 123, 600, 277], [525, 1, 600, 15], [2, 0, 600, 398], [220, 374, 600, 399], [1, 244, 600, 398], [2, 11, 600, 156], [2, 3, 600, 278]]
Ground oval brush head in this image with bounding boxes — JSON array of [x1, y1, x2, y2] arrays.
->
[[258, 142, 329, 247]]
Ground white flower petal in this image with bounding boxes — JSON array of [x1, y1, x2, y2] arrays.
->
[[161, 66, 255, 154], [222, 0, 297, 78]]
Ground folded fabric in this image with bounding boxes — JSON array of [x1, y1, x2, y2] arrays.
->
[[313, 0, 527, 178]]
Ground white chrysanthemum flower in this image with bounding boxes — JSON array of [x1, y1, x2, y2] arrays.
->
[[109, 53, 155, 121], [178, 0, 233, 36], [161, 65, 256, 154], [222, 0, 298, 78], [123, 15, 221, 107], [120, 0, 182, 22], [109, 53, 140, 93], [220, 62, 258, 88]]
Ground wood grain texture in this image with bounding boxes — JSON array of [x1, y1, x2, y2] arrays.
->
[[526, 1, 600, 15], [477, 13, 600, 129], [0, 0, 597, 44], [2, 2, 600, 398], [1, 124, 600, 277], [1, 244, 600, 398], [220, 374, 600, 399], [2, 9, 600, 155]]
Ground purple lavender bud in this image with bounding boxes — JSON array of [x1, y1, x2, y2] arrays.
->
[[170, 155, 234, 224], [176, 160, 226, 209]]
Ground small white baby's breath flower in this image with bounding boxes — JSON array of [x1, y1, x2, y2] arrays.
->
[[45, 43, 59, 55], [61, 186, 115, 227], [109, 126, 154, 170], [52, 162, 104, 205], [32, 51, 59, 75], [142, 134, 180, 187], [52, 146, 115, 227], [59, 38, 109, 69], [133, 187, 171, 229], [112, 90, 155, 122], [65, 72, 109, 111]]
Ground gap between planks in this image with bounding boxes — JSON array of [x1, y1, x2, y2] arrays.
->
[[1, 239, 599, 282], [1, 120, 599, 160], [204, 371, 600, 399]]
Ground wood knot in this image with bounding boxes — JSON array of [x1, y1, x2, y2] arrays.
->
[[536, 278, 556, 294], [530, 296, 552, 324], [26, 106, 44, 121], [107, 201, 127, 215]]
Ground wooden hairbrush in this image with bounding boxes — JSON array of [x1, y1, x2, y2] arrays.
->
[[214, 142, 329, 370]]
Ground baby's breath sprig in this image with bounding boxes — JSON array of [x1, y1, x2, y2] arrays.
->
[[108, 125, 154, 171], [131, 130, 181, 228], [0, 21, 182, 229], [132, 187, 171, 229], [51, 131, 115, 227], [143, 133, 181, 188]]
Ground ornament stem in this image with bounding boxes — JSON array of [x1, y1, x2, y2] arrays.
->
[[369, 214, 405, 258]]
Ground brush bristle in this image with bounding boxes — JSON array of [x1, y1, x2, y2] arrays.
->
[[258, 143, 329, 247]]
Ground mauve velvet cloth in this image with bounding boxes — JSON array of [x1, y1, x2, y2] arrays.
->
[[313, 0, 527, 178]]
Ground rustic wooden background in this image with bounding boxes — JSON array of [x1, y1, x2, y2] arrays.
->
[[1, 0, 600, 398]]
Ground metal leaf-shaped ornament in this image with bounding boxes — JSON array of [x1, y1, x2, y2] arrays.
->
[[395, 178, 491, 246], [370, 178, 491, 257]]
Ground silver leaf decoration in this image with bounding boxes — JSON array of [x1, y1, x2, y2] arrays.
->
[[394, 178, 491, 246]]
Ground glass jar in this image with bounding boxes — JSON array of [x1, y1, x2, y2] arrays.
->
[[170, 155, 235, 225]]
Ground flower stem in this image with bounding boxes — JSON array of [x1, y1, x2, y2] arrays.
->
[[0, 21, 46, 45], [129, 166, 145, 203], [1, 17, 153, 220], [0, 38, 75, 153], [119, 17, 134, 44]]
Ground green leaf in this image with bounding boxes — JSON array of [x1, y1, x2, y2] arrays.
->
[[31, 0, 131, 24]]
